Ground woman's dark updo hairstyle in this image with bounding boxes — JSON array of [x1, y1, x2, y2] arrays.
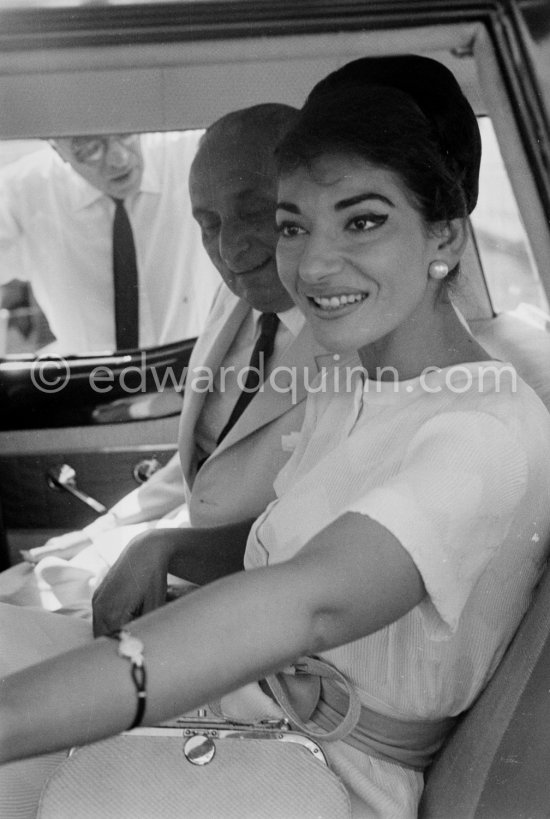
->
[[276, 55, 481, 230]]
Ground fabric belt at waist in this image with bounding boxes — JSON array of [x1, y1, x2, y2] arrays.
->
[[315, 677, 455, 771], [264, 656, 457, 772]]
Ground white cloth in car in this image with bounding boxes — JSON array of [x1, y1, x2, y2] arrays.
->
[[0, 307, 307, 619]]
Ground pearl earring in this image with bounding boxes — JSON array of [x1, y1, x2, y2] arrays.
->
[[428, 261, 449, 280]]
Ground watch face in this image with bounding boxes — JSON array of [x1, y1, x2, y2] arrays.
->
[[118, 631, 145, 664]]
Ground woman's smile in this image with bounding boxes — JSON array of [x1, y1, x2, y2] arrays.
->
[[276, 153, 446, 361], [306, 290, 369, 315]]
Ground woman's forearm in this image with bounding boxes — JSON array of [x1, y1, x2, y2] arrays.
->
[[1, 512, 424, 765], [0, 560, 320, 765]]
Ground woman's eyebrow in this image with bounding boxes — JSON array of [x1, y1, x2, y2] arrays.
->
[[276, 192, 395, 215], [335, 193, 395, 210]]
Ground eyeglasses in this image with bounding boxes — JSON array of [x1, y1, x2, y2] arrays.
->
[[68, 135, 136, 166]]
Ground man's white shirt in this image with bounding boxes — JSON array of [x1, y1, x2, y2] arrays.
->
[[0, 132, 220, 353]]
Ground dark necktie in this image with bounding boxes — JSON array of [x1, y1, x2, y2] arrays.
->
[[217, 312, 280, 444], [112, 198, 139, 350]]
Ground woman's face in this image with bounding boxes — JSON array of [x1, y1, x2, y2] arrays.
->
[[276, 153, 447, 361]]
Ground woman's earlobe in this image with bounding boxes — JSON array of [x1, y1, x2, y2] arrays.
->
[[428, 261, 449, 280]]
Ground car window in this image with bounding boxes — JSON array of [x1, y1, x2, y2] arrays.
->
[[1, 116, 548, 357], [472, 116, 549, 315], [0, 130, 210, 357]]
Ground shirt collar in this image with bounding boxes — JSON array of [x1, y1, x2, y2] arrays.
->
[[251, 305, 304, 338], [139, 138, 162, 195], [71, 175, 104, 211], [277, 305, 305, 336], [72, 136, 159, 211]]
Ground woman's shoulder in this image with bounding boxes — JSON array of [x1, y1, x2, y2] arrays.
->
[[415, 360, 549, 419], [456, 362, 549, 428], [408, 361, 550, 477]]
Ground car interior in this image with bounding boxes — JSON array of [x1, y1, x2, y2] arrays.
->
[[1, 3, 550, 815]]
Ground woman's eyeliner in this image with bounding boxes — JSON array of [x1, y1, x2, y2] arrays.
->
[[347, 213, 388, 231], [276, 221, 304, 237], [276, 212, 387, 237]]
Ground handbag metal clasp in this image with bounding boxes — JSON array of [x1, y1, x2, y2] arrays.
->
[[183, 733, 216, 766]]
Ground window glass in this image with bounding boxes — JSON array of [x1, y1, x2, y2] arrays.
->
[[0, 131, 211, 357], [0, 140, 53, 355], [471, 117, 549, 314], [1, 120, 549, 356]]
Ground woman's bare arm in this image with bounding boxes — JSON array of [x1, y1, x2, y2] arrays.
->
[[1, 512, 424, 765]]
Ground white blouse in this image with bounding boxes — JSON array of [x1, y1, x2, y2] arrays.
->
[[244, 362, 550, 818]]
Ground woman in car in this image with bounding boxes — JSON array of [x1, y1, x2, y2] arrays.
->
[[2, 55, 550, 818]]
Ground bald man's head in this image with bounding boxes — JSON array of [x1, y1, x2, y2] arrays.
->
[[190, 104, 297, 313]]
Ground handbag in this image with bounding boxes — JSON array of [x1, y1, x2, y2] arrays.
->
[[36, 715, 352, 819], [37, 655, 453, 818], [36, 657, 358, 819]]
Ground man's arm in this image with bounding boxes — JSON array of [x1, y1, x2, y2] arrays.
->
[[92, 518, 255, 636], [0, 153, 44, 286]]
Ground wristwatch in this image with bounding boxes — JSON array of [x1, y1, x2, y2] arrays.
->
[[109, 629, 147, 729]]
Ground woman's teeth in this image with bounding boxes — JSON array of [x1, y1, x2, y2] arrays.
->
[[311, 293, 367, 311]]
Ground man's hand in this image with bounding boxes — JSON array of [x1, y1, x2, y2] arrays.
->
[[92, 531, 174, 637], [92, 520, 253, 637]]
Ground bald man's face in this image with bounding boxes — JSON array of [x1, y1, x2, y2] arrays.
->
[[189, 129, 294, 313]]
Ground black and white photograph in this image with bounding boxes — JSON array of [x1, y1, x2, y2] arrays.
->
[[1, 2, 550, 817]]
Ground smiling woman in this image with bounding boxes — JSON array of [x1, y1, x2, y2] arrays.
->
[[2, 52, 550, 819], [1, 3, 550, 818], [275, 73, 479, 375], [276, 153, 467, 371]]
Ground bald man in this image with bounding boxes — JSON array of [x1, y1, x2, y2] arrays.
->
[[1, 104, 342, 617]]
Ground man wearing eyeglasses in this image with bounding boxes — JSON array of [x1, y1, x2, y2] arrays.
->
[[0, 131, 219, 353]]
